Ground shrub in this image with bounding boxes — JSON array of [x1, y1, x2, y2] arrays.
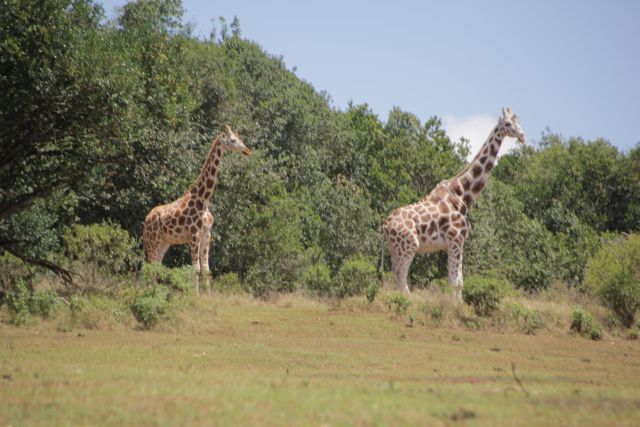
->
[[130, 286, 170, 329], [64, 223, 138, 287], [215, 272, 243, 294], [29, 290, 62, 319], [584, 234, 640, 328], [498, 302, 545, 334], [139, 263, 194, 293], [522, 309, 545, 335], [462, 276, 506, 317], [383, 293, 411, 317], [69, 294, 85, 319], [570, 307, 603, 340], [0, 253, 33, 305], [334, 254, 377, 298], [5, 279, 31, 325], [364, 282, 380, 303], [419, 301, 447, 326], [300, 262, 333, 296]]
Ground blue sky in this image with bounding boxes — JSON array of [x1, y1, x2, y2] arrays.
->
[[100, 0, 640, 156]]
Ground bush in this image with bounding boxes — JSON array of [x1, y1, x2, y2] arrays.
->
[[462, 276, 506, 317], [300, 262, 333, 296], [64, 223, 138, 287], [496, 303, 546, 335], [570, 307, 603, 340], [139, 263, 194, 293], [419, 301, 447, 326], [0, 253, 33, 304], [384, 293, 411, 317], [364, 282, 380, 303], [5, 279, 31, 325], [130, 286, 170, 329], [215, 272, 243, 294], [584, 234, 640, 327], [333, 254, 378, 298], [29, 290, 62, 319]]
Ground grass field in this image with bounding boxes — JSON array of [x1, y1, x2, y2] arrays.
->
[[1, 292, 639, 426]]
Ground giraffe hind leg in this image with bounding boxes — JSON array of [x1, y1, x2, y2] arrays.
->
[[447, 240, 464, 301], [389, 243, 415, 294]]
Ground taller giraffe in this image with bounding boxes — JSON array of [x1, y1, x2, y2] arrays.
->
[[143, 125, 250, 294], [381, 108, 525, 299]]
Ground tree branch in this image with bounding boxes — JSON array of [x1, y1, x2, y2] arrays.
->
[[1, 243, 75, 286]]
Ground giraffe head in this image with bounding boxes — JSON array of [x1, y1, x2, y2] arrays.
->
[[221, 125, 250, 156], [499, 107, 526, 144]]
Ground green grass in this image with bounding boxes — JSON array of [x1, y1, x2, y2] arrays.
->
[[1, 293, 639, 426]]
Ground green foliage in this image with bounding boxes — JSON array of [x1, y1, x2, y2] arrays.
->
[[570, 307, 604, 340], [5, 279, 31, 325], [0, 253, 33, 303], [299, 175, 378, 272], [511, 136, 640, 233], [29, 290, 62, 319], [462, 276, 506, 317], [584, 235, 640, 327], [333, 255, 378, 298], [0, 254, 61, 324], [139, 263, 193, 293], [299, 262, 333, 296], [502, 303, 546, 335], [215, 272, 242, 294], [130, 285, 170, 329], [383, 293, 411, 317], [419, 301, 447, 326], [364, 282, 380, 303], [64, 223, 138, 281]]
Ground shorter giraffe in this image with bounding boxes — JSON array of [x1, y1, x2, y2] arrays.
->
[[143, 126, 250, 294], [381, 108, 525, 299]]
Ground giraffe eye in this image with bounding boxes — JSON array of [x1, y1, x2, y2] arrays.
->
[[505, 122, 512, 127]]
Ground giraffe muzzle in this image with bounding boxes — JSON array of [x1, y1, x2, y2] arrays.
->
[[242, 148, 251, 156]]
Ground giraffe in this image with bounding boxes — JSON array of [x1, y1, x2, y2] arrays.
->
[[381, 108, 525, 299], [143, 125, 250, 294]]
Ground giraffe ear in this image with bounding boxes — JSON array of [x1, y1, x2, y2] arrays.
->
[[224, 124, 232, 134], [501, 107, 508, 118]]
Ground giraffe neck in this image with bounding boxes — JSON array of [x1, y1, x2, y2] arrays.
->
[[189, 136, 224, 204], [447, 123, 505, 209]]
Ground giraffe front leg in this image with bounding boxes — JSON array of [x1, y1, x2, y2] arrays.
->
[[447, 241, 464, 301], [199, 229, 212, 295], [189, 237, 201, 295]]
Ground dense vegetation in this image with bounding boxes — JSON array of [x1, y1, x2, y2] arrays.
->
[[1, 1, 639, 326]]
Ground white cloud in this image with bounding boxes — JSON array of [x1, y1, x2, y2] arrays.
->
[[442, 114, 519, 161]]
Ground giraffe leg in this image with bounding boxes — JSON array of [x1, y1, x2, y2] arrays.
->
[[394, 254, 415, 294], [199, 229, 212, 295], [389, 236, 418, 294], [189, 237, 201, 295], [145, 240, 170, 264], [199, 211, 214, 294], [447, 240, 464, 301], [157, 242, 170, 263]]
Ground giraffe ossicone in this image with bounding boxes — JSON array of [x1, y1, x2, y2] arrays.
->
[[143, 126, 250, 295], [381, 107, 525, 299]]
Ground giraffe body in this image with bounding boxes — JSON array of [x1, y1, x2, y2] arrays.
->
[[143, 126, 249, 294], [382, 108, 525, 299]]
